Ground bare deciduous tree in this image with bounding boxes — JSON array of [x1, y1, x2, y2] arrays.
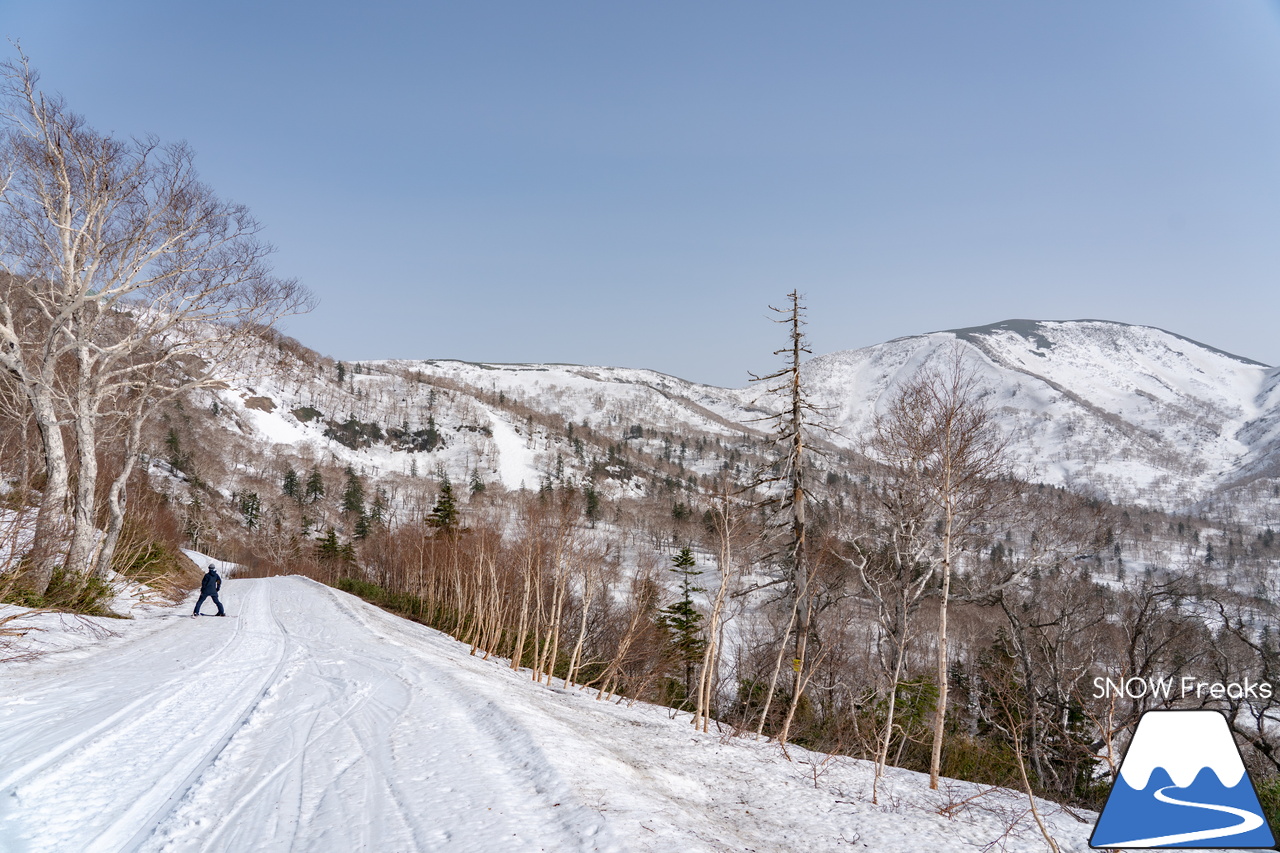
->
[[693, 476, 750, 732], [864, 347, 1013, 788], [0, 53, 312, 595]]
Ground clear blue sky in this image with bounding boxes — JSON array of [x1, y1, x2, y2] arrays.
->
[[6, 1, 1280, 385]]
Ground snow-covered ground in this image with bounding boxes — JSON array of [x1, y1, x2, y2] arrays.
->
[[0, 575, 1109, 852], [479, 404, 541, 490]]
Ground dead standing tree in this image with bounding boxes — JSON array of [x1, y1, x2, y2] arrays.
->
[[748, 291, 826, 747], [0, 53, 312, 595]]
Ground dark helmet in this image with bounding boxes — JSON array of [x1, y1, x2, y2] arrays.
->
[[208, 564, 216, 571]]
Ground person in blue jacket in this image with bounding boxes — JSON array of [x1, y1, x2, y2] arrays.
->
[[193, 564, 226, 617]]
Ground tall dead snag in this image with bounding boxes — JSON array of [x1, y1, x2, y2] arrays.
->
[[0, 53, 312, 594], [869, 347, 1012, 788], [750, 291, 823, 747]]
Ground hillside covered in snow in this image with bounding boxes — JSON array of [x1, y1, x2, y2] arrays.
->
[[803, 319, 1280, 512], [207, 318, 1280, 519], [7, 316, 1280, 853]]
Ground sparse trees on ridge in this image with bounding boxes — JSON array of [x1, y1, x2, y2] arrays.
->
[[0, 52, 312, 595]]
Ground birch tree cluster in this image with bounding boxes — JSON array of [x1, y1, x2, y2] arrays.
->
[[0, 54, 310, 598]]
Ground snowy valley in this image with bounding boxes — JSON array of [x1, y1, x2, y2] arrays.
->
[[4, 317, 1280, 853]]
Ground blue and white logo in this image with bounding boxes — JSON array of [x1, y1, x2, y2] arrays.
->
[[1090, 710, 1276, 848]]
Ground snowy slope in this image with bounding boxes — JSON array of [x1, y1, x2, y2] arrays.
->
[[802, 320, 1279, 508], [375, 359, 766, 442], [197, 319, 1280, 512], [367, 323, 1280, 510], [0, 576, 1102, 853]]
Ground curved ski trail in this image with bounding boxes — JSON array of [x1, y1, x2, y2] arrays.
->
[[0, 576, 616, 853]]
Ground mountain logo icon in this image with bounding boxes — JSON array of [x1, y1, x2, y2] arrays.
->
[[1090, 710, 1276, 848]]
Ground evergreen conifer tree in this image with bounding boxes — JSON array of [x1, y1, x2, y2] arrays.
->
[[658, 546, 705, 707], [342, 466, 366, 517], [316, 527, 342, 561], [304, 467, 325, 503], [165, 427, 181, 466], [282, 467, 300, 500], [354, 512, 372, 540], [369, 489, 388, 527], [428, 476, 458, 531], [238, 491, 261, 529], [425, 415, 440, 452], [583, 483, 601, 527]]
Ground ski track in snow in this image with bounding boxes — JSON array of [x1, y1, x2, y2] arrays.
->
[[1, 576, 1115, 853], [0, 578, 613, 853], [481, 405, 540, 490]]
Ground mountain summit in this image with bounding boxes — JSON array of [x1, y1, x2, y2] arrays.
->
[[801, 319, 1280, 510]]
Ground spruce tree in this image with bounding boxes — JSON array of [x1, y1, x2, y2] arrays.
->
[[165, 427, 182, 467], [658, 546, 705, 707], [424, 414, 440, 451], [238, 491, 261, 529], [428, 476, 458, 531], [583, 483, 601, 526], [316, 527, 342, 561], [304, 467, 325, 503], [369, 489, 388, 527], [282, 467, 300, 500], [342, 466, 366, 517]]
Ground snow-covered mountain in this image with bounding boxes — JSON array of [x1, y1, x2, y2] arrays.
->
[[205, 319, 1279, 518], [802, 319, 1280, 511]]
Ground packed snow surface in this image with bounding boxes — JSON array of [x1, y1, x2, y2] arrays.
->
[[480, 404, 540, 490], [3, 577, 1106, 852]]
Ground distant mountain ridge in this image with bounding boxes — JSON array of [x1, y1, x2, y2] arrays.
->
[[213, 318, 1280, 518], [799, 318, 1280, 512], [940, 319, 1268, 367], [389, 319, 1280, 512]]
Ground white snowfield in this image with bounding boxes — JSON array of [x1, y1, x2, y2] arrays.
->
[[2, 577, 1100, 852]]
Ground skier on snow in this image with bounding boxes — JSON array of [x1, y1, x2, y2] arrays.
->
[[193, 564, 227, 617]]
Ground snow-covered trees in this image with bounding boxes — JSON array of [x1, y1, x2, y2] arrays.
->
[[0, 53, 311, 595]]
